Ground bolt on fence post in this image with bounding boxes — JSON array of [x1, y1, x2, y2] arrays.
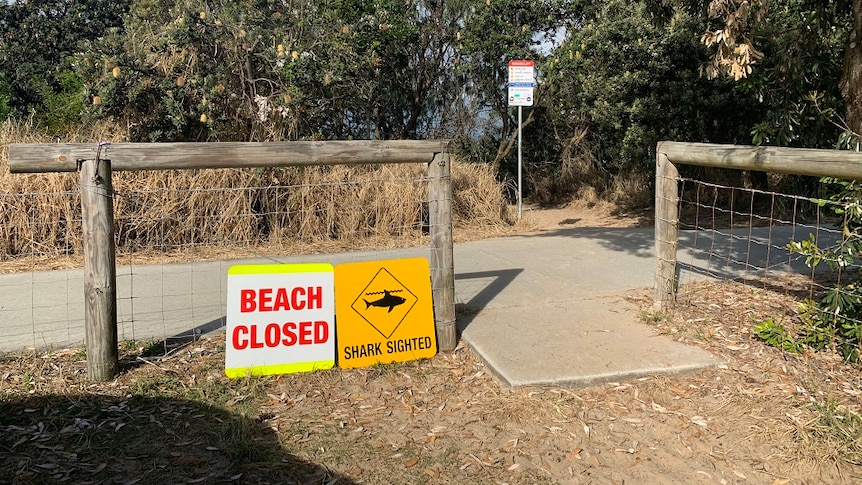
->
[[80, 159, 119, 381], [428, 152, 456, 351], [654, 147, 680, 308]]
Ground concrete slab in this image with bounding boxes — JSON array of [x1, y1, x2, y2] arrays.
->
[[453, 229, 722, 387]]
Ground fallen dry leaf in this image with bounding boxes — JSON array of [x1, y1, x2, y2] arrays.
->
[[691, 416, 708, 428]]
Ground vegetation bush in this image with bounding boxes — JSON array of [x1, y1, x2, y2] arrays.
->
[[72, 0, 472, 143], [0, 120, 513, 262], [0, 0, 130, 133], [2, 0, 856, 203], [2, 0, 862, 221], [541, 1, 760, 178], [0, 74, 11, 122], [773, 178, 862, 362]]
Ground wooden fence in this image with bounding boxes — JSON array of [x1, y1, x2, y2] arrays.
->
[[8, 140, 455, 381], [654, 141, 862, 308]]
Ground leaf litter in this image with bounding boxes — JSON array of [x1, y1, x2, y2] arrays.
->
[[1, 277, 862, 483]]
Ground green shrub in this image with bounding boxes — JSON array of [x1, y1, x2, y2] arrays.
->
[[788, 178, 862, 363], [0, 74, 10, 122]]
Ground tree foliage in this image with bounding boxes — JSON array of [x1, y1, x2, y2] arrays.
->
[[542, 1, 759, 175], [0, 0, 130, 128], [454, 0, 567, 170], [683, 0, 852, 144], [76, 0, 469, 142]]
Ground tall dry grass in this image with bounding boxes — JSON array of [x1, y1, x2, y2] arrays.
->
[[0, 120, 514, 264]]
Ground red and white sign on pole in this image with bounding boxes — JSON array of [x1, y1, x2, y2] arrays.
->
[[225, 263, 335, 377], [508, 60, 535, 107], [508, 59, 535, 219]]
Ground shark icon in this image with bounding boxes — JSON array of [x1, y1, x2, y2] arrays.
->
[[364, 290, 406, 313]]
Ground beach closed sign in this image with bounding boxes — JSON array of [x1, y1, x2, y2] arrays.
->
[[335, 258, 436, 369], [225, 263, 335, 378]]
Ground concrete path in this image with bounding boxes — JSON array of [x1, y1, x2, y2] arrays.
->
[[0, 224, 832, 386], [455, 227, 716, 387]]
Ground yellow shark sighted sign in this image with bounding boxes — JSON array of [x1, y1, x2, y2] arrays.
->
[[334, 258, 436, 369]]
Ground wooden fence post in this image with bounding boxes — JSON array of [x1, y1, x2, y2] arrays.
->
[[428, 152, 456, 351], [654, 147, 679, 308], [80, 158, 119, 381]]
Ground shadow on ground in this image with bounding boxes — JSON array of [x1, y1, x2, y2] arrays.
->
[[454, 269, 523, 333], [0, 393, 358, 485], [519, 226, 655, 257], [518, 225, 843, 281]]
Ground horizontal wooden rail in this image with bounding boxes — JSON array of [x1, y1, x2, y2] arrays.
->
[[8, 140, 450, 173], [658, 141, 862, 180], [654, 141, 862, 308]]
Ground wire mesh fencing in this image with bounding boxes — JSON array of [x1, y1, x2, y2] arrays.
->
[[674, 178, 841, 287], [0, 164, 440, 354], [671, 175, 862, 359]]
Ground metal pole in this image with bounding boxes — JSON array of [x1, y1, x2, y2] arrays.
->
[[517, 106, 523, 219]]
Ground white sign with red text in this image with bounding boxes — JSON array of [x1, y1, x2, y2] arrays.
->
[[225, 263, 335, 378]]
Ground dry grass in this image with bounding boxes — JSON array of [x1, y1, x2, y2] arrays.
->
[[0, 120, 109, 260], [1, 120, 517, 268], [607, 171, 653, 210], [525, 126, 654, 213], [528, 128, 607, 206]]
